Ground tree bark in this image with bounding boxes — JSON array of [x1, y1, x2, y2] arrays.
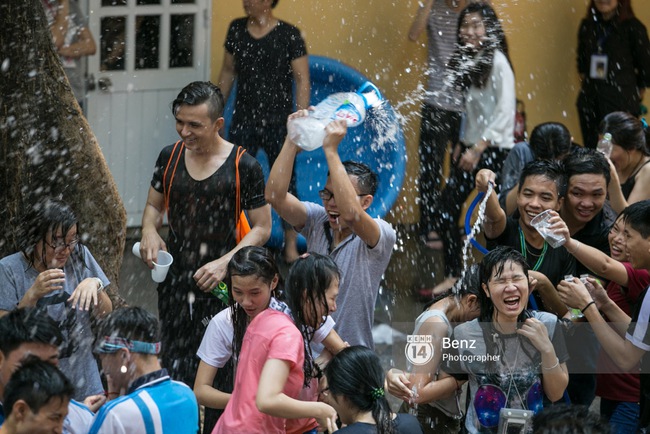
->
[[0, 0, 126, 307]]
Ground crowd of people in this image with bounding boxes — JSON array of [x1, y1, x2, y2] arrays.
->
[[2, 0, 650, 433]]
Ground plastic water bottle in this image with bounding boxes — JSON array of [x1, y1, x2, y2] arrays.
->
[[211, 281, 229, 305], [287, 82, 383, 151], [597, 133, 613, 158]]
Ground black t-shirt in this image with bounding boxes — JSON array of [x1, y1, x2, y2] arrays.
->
[[578, 16, 650, 107], [225, 18, 307, 127], [335, 414, 423, 434], [151, 143, 266, 296], [486, 217, 576, 310], [572, 208, 615, 278]]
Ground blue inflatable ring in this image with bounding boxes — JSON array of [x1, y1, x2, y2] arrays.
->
[[224, 55, 407, 249]]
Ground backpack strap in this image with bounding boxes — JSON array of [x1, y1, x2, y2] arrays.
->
[[235, 146, 246, 222], [162, 140, 184, 228]]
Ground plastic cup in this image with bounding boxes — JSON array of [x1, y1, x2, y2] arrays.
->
[[132, 242, 142, 258], [152, 251, 173, 283], [530, 210, 566, 248]]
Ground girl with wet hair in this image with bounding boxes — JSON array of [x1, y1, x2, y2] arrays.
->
[[442, 247, 569, 434], [386, 265, 481, 434], [324, 346, 423, 434], [599, 111, 650, 214], [0, 198, 112, 401], [426, 2, 515, 294], [196, 247, 344, 434], [284, 252, 341, 384]]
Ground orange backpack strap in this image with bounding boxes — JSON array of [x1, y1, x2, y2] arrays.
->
[[162, 140, 184, 225], [235, 146, 246, 221]]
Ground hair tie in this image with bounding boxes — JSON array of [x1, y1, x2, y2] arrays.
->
[[370, 387, 385, 400], [641, 117, 648, 131]]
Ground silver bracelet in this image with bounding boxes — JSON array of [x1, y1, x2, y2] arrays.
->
[[542, 357, 559, 371]]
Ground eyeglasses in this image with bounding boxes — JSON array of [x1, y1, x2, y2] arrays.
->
[[318, 188, 367, 202], [45, 237, 80, 253]]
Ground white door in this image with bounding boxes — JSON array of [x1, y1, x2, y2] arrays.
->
[[86, 0, 210, 225]]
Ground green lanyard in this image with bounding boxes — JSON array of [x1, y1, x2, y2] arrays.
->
[[518, 226, 547, 271]]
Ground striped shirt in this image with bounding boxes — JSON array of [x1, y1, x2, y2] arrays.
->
[[89, 370, 198, 434]]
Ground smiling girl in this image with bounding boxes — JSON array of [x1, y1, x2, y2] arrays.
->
[[443, 247, 568, 433], [196, 247, 343, 433]]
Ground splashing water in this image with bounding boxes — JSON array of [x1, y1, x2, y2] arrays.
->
[[452, 182, 494, 296]]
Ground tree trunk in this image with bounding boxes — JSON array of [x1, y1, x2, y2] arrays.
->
[[0, 0, 126, 307]]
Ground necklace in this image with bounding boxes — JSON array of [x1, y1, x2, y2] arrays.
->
[[518, 227, 547, 271], [494, 331, 525, 408]]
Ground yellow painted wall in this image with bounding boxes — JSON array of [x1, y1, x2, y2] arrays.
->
[[211, 0, 650, 225]]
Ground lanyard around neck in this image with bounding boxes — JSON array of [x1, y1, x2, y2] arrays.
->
[[518, 226, 547, 271]]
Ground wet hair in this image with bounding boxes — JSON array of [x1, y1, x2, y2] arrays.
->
[[517, 159, 567, 199], [226, 246, 280, 361], [0, 308, 63, 357], [327, 161, 379, 196], [529, 122, 572, 160], [325, 346, 394, 434], [533, 403, 611, 433], [285, 253, 340, 385], [478, 246, 530, 324], [599, 111, 649, 156], [171, 81, 225, 122], [424, 264, 480, 309], [20, 198, 85, 272], [96, 307, 160, 344], [3, 356, 73, 418], [564, 147, 611, 186], [622, 200, 650, 239], [448, 2, 512, 90], [586, 0, 635, 23]]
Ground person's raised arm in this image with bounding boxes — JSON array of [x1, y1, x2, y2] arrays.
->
[[504, 184, 520, 216], [256, 359, 337, 428], [194, 362, 231, 409], [265, 113, 308, 228], [322, 121, 381, 247], [291, 55, 310, 110], [408, 0, 434, 41], [217, 51, 236, 104], [475, 169, 506, 239], [557, 278, 644, 371], [551, 214, 629, 286], [140, 187, 167, 269]]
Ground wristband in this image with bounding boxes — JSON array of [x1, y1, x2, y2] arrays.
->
[[568, 240, 581, 255], [94, 278, 105, 293], [581, 301, 596, 314]]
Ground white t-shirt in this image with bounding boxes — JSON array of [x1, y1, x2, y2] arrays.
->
[[197, 297, 335, 367]]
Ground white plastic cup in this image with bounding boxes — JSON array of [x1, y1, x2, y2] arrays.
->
[[133, 242, 173, 282], [132, 242, 142, 258], [530, 210, 566, 248], [152, 251, 173, 283]]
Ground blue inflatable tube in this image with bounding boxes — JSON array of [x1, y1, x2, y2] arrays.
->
[[224, 55, 407, 249]]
